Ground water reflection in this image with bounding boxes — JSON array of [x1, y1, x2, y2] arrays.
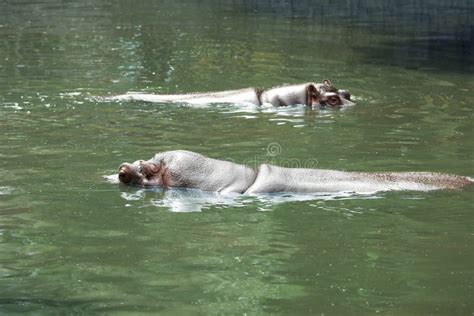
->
[[113, 181, 381, 213], [1, 1, 472, 314], [121, 187, 246, 213], [97, 98, 356, 129], [2, 0, 471, 97]]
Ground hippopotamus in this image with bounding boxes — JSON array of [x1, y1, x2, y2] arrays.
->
[[109, 79, 354, 107], [117, 150, 472, 194]]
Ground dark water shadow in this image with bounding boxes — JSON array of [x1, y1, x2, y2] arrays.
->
[[229, 0, 474, 74], [355, 32, 474, 74]]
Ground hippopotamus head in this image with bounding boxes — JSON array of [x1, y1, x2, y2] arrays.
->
[[309, 79, 354, 107], [118, 160, 169, 187], [117, 150, 257, 192]]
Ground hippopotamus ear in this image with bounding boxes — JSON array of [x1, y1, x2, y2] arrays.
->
[[322, 79, 338, 93], [306, 84, 320, 106], [323, 79, 332, 88]]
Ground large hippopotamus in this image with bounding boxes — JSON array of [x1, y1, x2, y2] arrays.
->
[[109, 79, 354, 107], [117, 150, 472, 194]]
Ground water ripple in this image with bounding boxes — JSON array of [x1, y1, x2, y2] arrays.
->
[[114, 185, 382, 213], [0, 186, 15, 195]]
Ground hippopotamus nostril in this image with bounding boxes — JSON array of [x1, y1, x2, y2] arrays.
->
[[338, 89, 351, 101], [118, 171, 128, 182], [118, 166, 132, 184]]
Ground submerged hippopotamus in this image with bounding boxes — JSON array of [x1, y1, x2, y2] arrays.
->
[[117, 150, 472, 194], [110, 79, 354, 107]]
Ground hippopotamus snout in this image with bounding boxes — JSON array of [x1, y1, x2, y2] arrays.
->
[[337, 90, 355, 107], [118, 163, 141, 185], [338, 89, 351, 101], [118, 160, 165, 186]]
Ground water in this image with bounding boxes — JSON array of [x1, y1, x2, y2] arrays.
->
[[1, 0, 473, 314]]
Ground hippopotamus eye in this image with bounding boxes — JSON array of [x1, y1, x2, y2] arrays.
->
[[141, 163, 159, 177], [327, 96, 341, 106]]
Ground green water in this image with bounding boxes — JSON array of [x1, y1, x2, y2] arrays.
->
[[1, 1, 473, 314]]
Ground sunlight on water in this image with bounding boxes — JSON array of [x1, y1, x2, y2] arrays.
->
[[0, 0, 472, 314], [0, 186, 15, 195], [116, 186, 384, 213]]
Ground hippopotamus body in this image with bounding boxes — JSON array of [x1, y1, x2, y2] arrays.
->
[[109, 80, 354, 107], [117, 150, 472, 194]]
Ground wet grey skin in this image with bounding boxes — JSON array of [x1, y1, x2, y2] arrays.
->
[[117, 150, 473, 194], [109, 80, 355, 107]]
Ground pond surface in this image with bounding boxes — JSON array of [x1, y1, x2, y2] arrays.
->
[[0, 0, 473, 314]]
